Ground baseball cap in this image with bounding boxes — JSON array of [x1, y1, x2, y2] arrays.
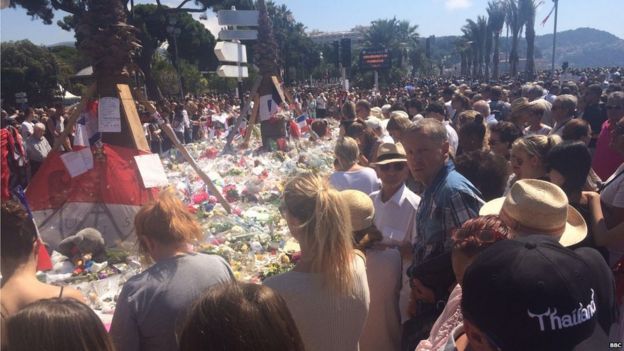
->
[[462, 236, 609, 351]]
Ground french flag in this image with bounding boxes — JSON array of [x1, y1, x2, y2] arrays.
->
[[295, 114, 309, 132]]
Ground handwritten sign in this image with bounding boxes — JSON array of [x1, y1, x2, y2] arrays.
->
[[98, 97, 121, 132]]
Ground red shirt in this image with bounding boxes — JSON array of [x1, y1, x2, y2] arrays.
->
[[593, 120, 624, 180]]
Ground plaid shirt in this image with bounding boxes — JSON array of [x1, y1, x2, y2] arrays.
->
[[408, 161, 484, 276]]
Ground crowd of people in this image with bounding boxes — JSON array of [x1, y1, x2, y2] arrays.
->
[[2, 65, 624, 351]]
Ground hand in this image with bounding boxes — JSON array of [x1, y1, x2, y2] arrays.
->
[[581, 191, 600, 206]]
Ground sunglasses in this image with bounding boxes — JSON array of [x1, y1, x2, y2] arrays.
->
[[379, 162, 405, 172], [606, 105, 624, 110]]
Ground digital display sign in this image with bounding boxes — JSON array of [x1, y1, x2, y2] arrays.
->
[[359, 48, 391, 70]]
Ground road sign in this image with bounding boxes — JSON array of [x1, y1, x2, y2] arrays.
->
[[214, 41, 247, 63], [217, 10, 259, 26], [217, 65, 249, 78], [218, 29, 258, 41]]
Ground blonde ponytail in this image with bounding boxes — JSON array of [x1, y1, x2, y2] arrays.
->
[[284, 173, 356, 295]]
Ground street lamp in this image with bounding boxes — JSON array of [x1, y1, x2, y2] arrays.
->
[[167, 17, 184, 100]]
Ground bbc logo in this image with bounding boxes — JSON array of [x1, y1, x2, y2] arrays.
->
[[610, 342, 623, 349]]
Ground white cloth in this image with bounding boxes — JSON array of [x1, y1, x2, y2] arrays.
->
[[21, 121, 34, 139], [485, 114, 498, 126], [359, 248, 401, 351], [330, 168, 380, 195], [370, 184, 420, 324], [264, 256, 370, 351], [444, 122, 459, 155], [445, 101, 455, 120], [524, 124, 552, 136], [381, 134, 395, 144], [316, 96, 327, 109], [600, 163, 624, 266], [25, 136, 51, 162]]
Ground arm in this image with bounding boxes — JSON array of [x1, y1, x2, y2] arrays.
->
[[584, 191, 624, 247]]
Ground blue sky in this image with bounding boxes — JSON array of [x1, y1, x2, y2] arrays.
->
[[1, 0, 623, 45]]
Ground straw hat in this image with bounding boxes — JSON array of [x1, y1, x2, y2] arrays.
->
[[371, 142, 407, 166], [479, 179, 587, 247], [370, 107, 382, 118], [341, 190, 375, 231]]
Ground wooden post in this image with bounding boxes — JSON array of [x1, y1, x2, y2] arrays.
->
[[117, 84, 150, 152], [52, 84, 96, 152], [133, 89, 232, 213], [242, 95, 260, 148]]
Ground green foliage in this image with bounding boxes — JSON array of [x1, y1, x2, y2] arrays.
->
[[48, 45, 90, 95], [1, 40, 60, 106], [179, 60, 209, 95], [152, 55, 181, 97]]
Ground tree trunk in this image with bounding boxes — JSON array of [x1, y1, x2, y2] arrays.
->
[[472, 50, 478, 78], [510, 32, 519, 78], [76, 0, 141, 148], [525, 20, 536, 81], [493, 32, 500, 80], [460, 52, 466, 76]]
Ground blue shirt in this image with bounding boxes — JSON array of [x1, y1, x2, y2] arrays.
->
[[409, 161, 484, 275]]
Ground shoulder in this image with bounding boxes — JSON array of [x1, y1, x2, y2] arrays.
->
[[403, 188, 421, 207], [62, 287, 87, 304]]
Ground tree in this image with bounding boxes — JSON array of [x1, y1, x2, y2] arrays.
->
[[8, 0, 223, 106], [49, 45, 91, 95], [1, 40, 60, 106], [504, 0, 523, 78], [362, 17, 421, 81], [519, 0, 539, 80], [264, 2, 319, 83], [487, 0, 506, 80]]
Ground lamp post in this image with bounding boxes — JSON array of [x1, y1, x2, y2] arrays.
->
[[551, 0, 559, 74], [167, 17, 184, 100]]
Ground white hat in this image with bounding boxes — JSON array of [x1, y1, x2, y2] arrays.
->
[[479, 179, 587, 247], [365, 116, 382, 130]]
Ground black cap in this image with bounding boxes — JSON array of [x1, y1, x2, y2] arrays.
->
[[461, 236, 608, 351]]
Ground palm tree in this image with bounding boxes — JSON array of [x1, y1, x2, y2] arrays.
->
[[476, 16, 488, 79], [462, 17, 486, 79], [504, 0, 523, 78], [519, 0, 540, 80], [455, 38, 471, 76], [487, 0, 506, 80], [363, 18, 420, 73]]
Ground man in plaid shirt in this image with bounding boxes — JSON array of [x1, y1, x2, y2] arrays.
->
[[401, 119, 483, 350]]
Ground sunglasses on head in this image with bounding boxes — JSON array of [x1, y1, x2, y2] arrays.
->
[[379, 162, 405, 172]]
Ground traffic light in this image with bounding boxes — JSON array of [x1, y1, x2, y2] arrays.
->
[[341, 38, 351, 68]]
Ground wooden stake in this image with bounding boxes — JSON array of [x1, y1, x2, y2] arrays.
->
[[133, 88, 232, 213], [224, 75, 262, 154]]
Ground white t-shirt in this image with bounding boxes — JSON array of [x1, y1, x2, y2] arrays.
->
[[370, 184, 420, 323], [264, 256, 370, 351], [444, 122, 459, 155], [359, 248, 402, 351], [316, 96, 327, 109], [329, 168, 380, 195], [21, 121, 34, 139], [600, 163, 624, 266]]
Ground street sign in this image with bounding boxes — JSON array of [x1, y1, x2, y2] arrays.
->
[[218, 29, 258, 41], [217, 10, 259, 26], [214, 41, 247, 63], [217, 65, 249, 78]]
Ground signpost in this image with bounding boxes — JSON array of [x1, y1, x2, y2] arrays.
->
[[215, 7, 259, 153]]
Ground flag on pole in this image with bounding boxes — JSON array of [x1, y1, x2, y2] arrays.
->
[[541, 3, 556, 26]]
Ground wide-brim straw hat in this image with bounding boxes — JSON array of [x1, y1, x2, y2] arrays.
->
[[479, 179, 587, 247], [371, 142, 407, 166], [341, 190, 375, 231]]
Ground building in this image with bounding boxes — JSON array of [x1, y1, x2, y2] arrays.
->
[[307, 27, 367, 47]]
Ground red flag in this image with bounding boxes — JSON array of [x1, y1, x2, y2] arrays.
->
[[541, 4, 556, 26]]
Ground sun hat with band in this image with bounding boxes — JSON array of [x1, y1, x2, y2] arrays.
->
[[479, 179, 587, 247], [462, 236, 610, 351], [371, 142, 407, 166], [340, 189, 375, 231]]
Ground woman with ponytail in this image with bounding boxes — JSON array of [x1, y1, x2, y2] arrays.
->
[[110, 189, 234, 351], [265, 173, 370, 351]]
